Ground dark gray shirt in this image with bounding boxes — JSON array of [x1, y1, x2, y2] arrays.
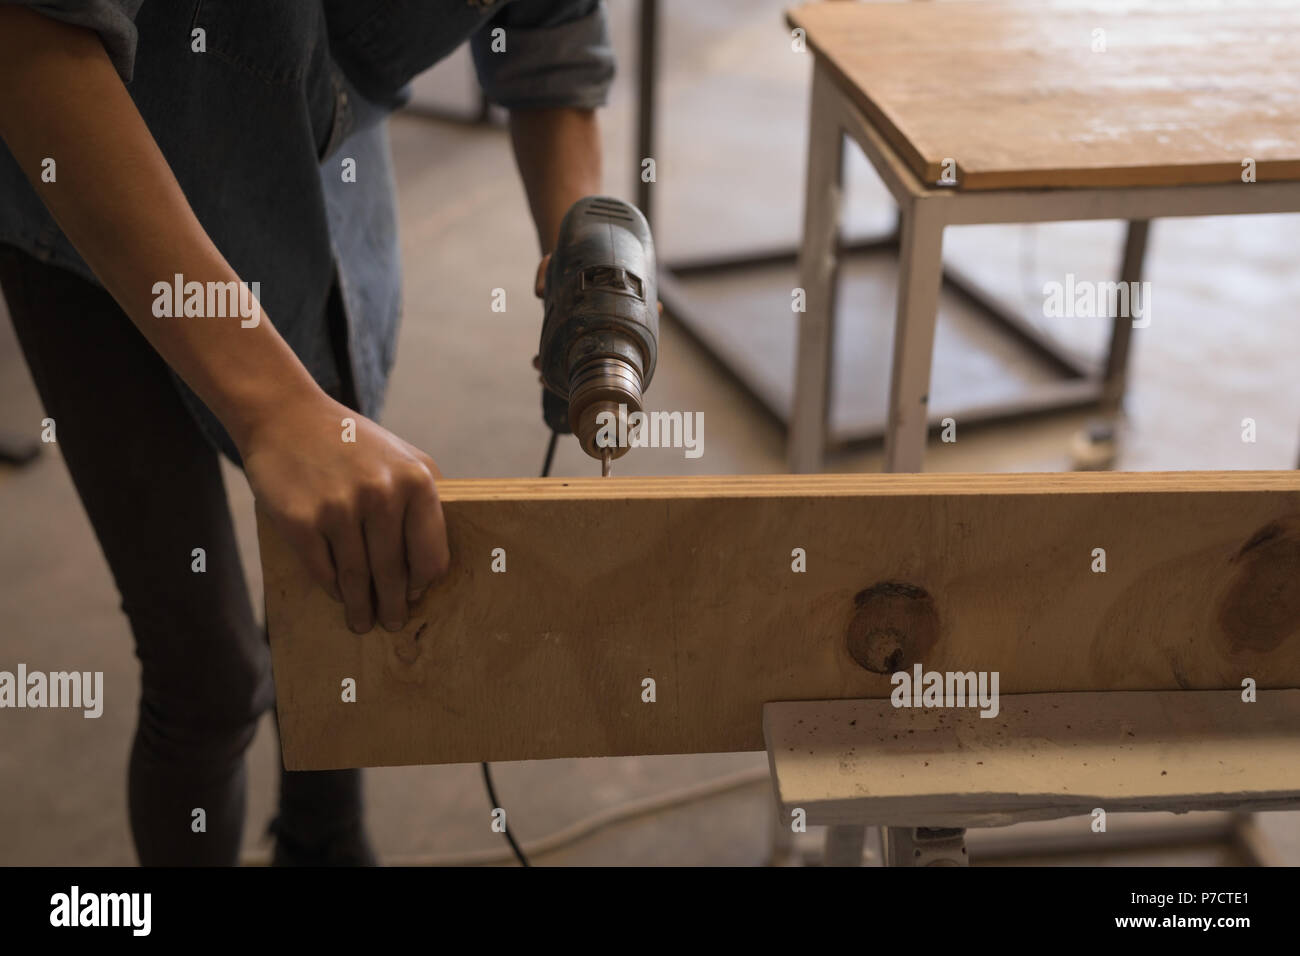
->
[[0, 0, 615, 458]]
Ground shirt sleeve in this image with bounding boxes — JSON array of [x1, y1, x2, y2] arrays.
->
[[1, 0, 143, 84], [470, 0, 615, 111]]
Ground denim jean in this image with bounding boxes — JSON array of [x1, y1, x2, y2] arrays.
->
[[0, 244, 369, 864]]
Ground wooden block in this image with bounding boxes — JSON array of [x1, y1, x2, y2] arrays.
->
[[764, 690, 1300, 828], [787, 1, 1300, 190], [261, 472, 1300, 770]]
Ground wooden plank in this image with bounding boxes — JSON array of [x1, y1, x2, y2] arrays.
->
[[261, 472, 1300, 770], [764, 690, 1300, 828], [787, 1, 1300, 190]]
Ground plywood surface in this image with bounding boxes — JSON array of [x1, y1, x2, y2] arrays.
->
[[261, 472, 1300, 770], [765, 690, 1300, 827], [787, 0, 1300, 189]]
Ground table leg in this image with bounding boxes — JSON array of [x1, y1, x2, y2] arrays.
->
[[1100, 219, 1151, 412], [789, 64, 846, 474], [636, 0, 659, 224], [824, 824, 867, 867], [769, 792, 796, 866], [883, 199, 945, 473]]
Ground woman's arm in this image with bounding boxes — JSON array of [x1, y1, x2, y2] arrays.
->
[[509, 107, 603, 258], [0, 6, 448, 634], [0, 7, 317, 436]]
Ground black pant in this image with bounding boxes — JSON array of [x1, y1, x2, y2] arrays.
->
[[0, 245, 365, 865]]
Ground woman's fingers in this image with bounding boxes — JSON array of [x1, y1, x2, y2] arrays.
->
[[244, 402, 454, 635], [326, 514, 374, 634], [404, 468, 450, 603], [363, 492, 409, 633]]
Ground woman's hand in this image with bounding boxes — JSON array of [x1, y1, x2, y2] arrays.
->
[[239, 392, 450, 635]]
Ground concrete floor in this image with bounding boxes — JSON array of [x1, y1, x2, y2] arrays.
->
[[2, 1, 1298, 865]]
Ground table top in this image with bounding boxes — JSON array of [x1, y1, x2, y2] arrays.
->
[[787, 0, 1300, 190]]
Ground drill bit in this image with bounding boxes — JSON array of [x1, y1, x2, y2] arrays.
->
[[601, 448, 612, 477]]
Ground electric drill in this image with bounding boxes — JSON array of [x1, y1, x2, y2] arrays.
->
[[538, 196, 658, 475]]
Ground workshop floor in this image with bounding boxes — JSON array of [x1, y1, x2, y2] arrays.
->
[[2, 1, 1298, 866]]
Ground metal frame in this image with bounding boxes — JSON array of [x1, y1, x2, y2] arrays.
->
[[639, 0, 1300, 473], [641, 0, 1150, 467], [769, 810, 1275, 868]]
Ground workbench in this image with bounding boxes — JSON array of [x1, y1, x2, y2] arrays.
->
[[781, 0, 1300, 473]]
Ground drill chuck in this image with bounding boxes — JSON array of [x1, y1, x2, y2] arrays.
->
[[568, 355, 644, 460], [539, 196, 658, 464]]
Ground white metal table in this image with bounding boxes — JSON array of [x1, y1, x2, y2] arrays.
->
[[787, 0, 1300, 474]]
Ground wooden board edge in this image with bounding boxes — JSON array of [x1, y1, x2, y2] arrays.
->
[[433, 471, 1300, 502]]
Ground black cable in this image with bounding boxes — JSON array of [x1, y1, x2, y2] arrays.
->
[[481, 761, 530, 867], [478, 428, 559, 868], [540, 429, 559, 480]]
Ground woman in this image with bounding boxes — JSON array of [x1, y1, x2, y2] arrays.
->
[[0, 0, 613, 864]]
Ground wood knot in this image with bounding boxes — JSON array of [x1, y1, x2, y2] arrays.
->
[[1217, 516, 1300, 654], [845, 582, 940, 673], [392, 619, 428, 665]]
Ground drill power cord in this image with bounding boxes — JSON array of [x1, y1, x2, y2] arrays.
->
[[240, 765, 770, 867], [539, 429, 558, 481], [393, 766, 769, 867], [481, 761, 530, 867]]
